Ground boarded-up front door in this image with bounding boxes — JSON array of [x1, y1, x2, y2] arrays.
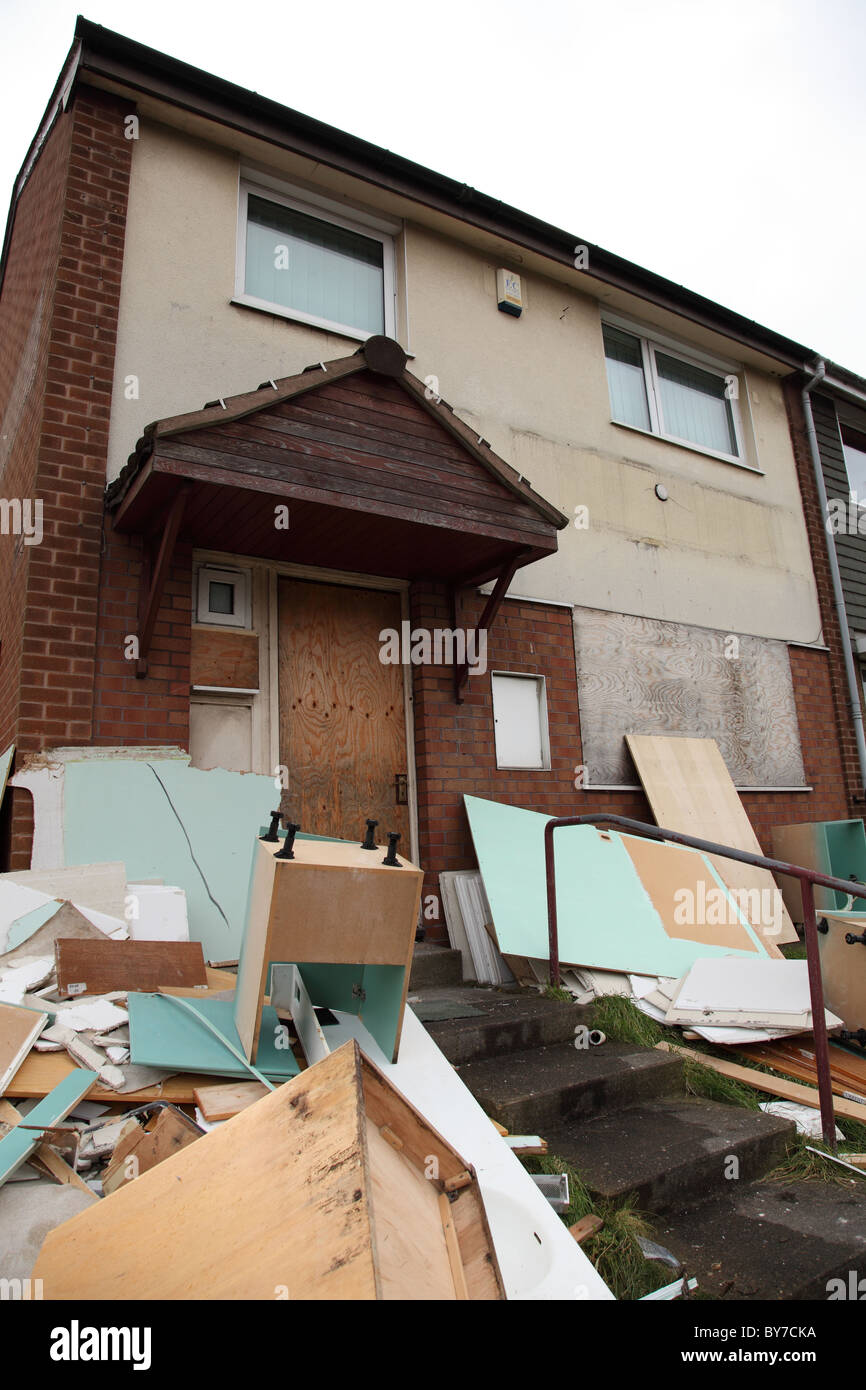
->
[[278, 579, 410, 845]]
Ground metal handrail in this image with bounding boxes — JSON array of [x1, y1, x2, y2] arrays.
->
[[543, 813, 866, 1149]]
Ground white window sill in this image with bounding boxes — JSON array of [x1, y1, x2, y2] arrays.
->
[[230, 294, 383, 344], [611, 419, 764, 474]]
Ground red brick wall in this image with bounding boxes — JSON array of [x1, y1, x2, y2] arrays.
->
[[91, 524, 192, 746], [0, 84, 135, 867], [784, 378, 864, 811], [412, 588, 850, 942]]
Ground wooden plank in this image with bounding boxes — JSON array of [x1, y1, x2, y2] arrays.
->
[[278, 578, 409, 843], [190, 627, 259, 690], [626, 734, 798, 946], [366, 1118, 456, 1299], [0, 1070, 97, 1187], [569, 1214, 604, 1244], [55, 939, 207, 997], [439, 1192, 469, 1300], [193, 1080, 268, 1122], [0, 1001, 47, 1094], [622, 833, 767, 954], [655, 1041, 866, 1120], [4, 1049, 216, 1104]]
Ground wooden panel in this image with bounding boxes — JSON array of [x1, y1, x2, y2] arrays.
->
[[235, 837, 421, 1063], [366, 1119, 456, 1300], [0, 1002, 48, 1094], [193, 1081, 268, 1121], [55, 939, 207, 997], [626, 735, 798, 946], [33, 1042, 379, 1301], [817, 915, 866, 1030], [278, 579, 409, 843], [190, 627, 259, 690], [575, 607, 806, 788], [32, 1040, 501, 1301], [4, 1049, 219, 1105]]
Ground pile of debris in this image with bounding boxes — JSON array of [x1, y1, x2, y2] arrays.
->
[[0, 743, 613, 1302], [442, 735, 866, 1144]]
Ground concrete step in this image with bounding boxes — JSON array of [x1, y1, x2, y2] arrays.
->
[[546, 1096, 794, 1213], [409, 943, 464, 989], [423, 990, 589, 1065], [654, 1179, 866, 1300], [454, 1040, 685, 1132]]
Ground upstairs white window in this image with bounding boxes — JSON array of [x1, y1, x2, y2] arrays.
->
[[236, 179, 396, 340], [602, 318, 744, 463]]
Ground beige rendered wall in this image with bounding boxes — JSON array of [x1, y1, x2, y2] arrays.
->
[[108, 120, 821, 644]]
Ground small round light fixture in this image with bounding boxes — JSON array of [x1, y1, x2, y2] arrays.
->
[[655, 484, 669, 501]]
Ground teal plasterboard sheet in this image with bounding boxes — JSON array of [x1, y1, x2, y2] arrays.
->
[[127, 992, 299, 1080], [464, 795, 768, 978], [6, 900, 63, 951], [0, 1069, 97, 1187], [295, 962, 406, 1061], [63, 758, 277, 963]]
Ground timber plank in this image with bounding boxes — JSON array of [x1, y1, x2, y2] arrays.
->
[[55, 939, 207, 998]]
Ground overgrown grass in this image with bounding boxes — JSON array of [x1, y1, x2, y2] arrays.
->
[[522, 1152, 675, 1300], [543, 983, 574, 1003], [589, 994, 671, 1049]]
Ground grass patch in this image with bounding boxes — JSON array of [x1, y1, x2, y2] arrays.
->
[[589, 995, 670, 1049], [543, 984, 574, 1003], [522, 1152, 675, 1300], [781, 940, 807, 960]]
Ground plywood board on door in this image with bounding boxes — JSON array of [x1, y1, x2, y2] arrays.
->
[[278, 579, 409, 844], [625, 734, 797, 946]]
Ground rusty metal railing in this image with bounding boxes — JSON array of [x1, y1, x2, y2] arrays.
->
[[543, 813, 866, 1150]]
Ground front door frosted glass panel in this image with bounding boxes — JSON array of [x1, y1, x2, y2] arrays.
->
[[245, 195, 385, 334]]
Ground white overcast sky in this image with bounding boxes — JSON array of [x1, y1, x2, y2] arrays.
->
[[2, 0, 865, 373]]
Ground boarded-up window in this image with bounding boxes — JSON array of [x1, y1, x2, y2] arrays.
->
[[572, 607, 806, 788]]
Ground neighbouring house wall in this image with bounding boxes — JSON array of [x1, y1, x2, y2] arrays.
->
[[783, 379, 864, 812], [409, 589, 848, 942], [811, 391, 866, 638], [0, 84, 134, 868], [106, 120, 821, 646]]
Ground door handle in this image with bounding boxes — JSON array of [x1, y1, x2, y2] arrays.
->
[[394, 773, 408, 805]]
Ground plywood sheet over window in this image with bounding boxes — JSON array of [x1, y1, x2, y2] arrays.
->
[[191, 627, 259, 690], [573, 607, 806, 788]]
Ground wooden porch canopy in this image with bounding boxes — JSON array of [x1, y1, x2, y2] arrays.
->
[[105, 336, 568, 689]]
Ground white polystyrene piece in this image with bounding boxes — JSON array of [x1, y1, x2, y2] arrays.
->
[[126, 885, 190, 943]]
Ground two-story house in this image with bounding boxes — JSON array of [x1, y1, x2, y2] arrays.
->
[[0, 17, 861, 936]]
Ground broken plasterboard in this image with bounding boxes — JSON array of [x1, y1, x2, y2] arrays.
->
[[664, 958, 843, 1030], [126, 884, 189, 942], [0, 1069, 97, 1187], [0, 863, 127, 921], [33, 1040, 505, 1301], [464, 795, 769, 978], [16, 752, 277, 962]]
